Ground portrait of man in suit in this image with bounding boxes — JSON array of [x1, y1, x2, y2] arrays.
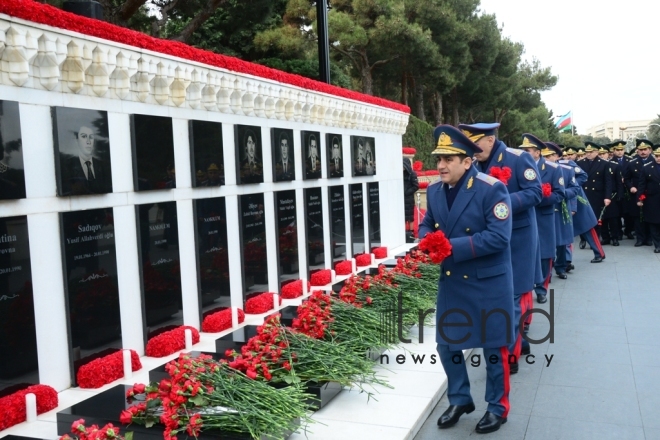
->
[[353, 137, 366, 176], [304, 131, 322, 180], [327, 134, 343, 178], [53, 107, 112, 196], [272, 129, 294, 182], [236, 125, 263, 184]]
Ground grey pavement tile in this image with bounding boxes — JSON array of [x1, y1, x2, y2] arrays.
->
[[645, 428, 660, 440], [546, 339, 631, 366], [531, 385, 642, 427], [620, 295, 660, 313], [623, 310, 660, 329], [555, 306, 625, 327], [637, 392, 660, 429], [618, 288, 660, 297], [524, 416, 645, 440], [625, 326, 660, 346], [558, 297, 623, 313], [556, 289, 620, 301], [632, 365, 660, 399], [552, 322, 628, 345], [539, 358, 635, 392], [413, 410, 529, 440], [629, 344, 660, 367]]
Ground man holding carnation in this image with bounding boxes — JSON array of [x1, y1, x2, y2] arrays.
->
[[419, 125, 514, 434]]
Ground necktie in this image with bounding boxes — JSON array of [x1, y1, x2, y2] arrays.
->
[[284, 162, 287, 174], [85, 161, 95, 181]]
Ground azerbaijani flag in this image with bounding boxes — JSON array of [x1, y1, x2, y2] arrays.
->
[[555, 111, 572, 132]]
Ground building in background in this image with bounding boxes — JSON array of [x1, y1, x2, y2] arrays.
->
[[585, 119, 652, 142]]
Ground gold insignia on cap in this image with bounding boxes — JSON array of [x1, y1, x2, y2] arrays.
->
[[432, 132, 468, 155], [438, 132, 452, 147], [541, 148, 554, 156], [567, 148, 576, 154], [521, 137, 534, 147], [467, 177, 473, 189], [639, 142, 651, 149], [208, 163, 219, 171], [461, 129, 484, 143]]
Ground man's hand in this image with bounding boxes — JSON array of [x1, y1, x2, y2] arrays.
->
[[630, 187, 638, 194], [604, 199, 611, 207], [637, 202, 644, 207], [572, 211, 576, 215]]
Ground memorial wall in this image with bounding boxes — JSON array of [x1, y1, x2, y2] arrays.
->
[[0, 11, 409, 392]]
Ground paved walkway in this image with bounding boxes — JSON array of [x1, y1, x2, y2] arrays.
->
[[414, 238, 660, 440]]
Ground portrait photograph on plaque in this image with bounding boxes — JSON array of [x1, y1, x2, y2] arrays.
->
[[305, 187, 325, 277], [368, 182, 381, 248], [60, 208, 121, 385], [350, 183, 365, 255], [351, 136, 376, 177], [328, 185, 346, 263], [235, 125, 264, 185], [239, 193, 269, 302], [190, 120, 224, 187], [194, 197, 231, 321], [275, 190, 299, 288], [302, 131, 322, 180], [0, 216, 39, 385], [271, 128, 295, 182], [136, 201, 183, 340], [130, 114, 175, 191], [52, 107, 112, 197], [0, 100, 26, 200], [326, 133, 343, 179]]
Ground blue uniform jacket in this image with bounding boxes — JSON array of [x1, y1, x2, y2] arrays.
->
[[419, 166, 515, 351], [535, 158, 565, 258], [555, 164, 579, 246], [475, 141, 542, 295], [560, 159, 596, 236]]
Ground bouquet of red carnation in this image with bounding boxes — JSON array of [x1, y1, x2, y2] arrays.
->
[[245, 292, 281, 314], [542, 182, 552, 197], [201, 308, 245, 333], [280, 279, 310, 299], [372, 247, 388, 259], [61, 419, 128, 440], [77, 349, 142, 388], [418, 230, 453, 264], [334, 260, 353, 275], [0, 384, 58, 430], [146, 326, 200, 358], [489, 166, 512, 185], [310, 269, 332, 286], [355, 253, 373, 267]]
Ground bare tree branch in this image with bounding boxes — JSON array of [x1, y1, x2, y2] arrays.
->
[[152, 0, 180, 37], [172, 0, 228, 43], [369, 55, 399, 72], [119, 0, 148, 23]]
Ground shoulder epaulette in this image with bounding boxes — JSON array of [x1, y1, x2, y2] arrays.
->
[[505, 147, 524, 156], [429, 179, 443, 186], [476, 172, 498, 186], [545, 161, 559, 168], [559, 164, 572, 170], [644, 162, 653, 167]]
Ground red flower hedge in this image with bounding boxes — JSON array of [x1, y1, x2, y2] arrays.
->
[[402, 147, 417, 155], [245, 292, 282, 314], [542, 183, 552, 198], [146, 326, 200, 358], [201, 308, 245, 333], [280, 280, 310, 299], [418, 230, 453, 264], [372, 247, 388, 259], [0, 384, 58, 430], [355, 253, 373, 267], [310, 269, 332, 286], [77, 350, 142, 388], [419, 181, 429, 189], [489, 166, 512, 185], [0, 1, 409, 114], [334, 260, 353, 276]]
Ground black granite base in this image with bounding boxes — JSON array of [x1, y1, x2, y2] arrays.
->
[[278, 306, 298, 327], [148, 351, 225, 383], [56, 384, 299, 440], [304, 381, 342, 410], [214, 325, 259, 353]]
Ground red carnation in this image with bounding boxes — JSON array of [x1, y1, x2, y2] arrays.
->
[[77, 350, 142, 388], [245, 292, 281, 314], [372, 247, 388, 259], [310, 269, 332, 286], [145, 326, 200, 358], [355, 253, 373, 267], [542, 183, 552, 197], [280, 279, 309, 299], [202, 308, 245, 333], [402, 147, 417, 155], [334, 260, 353, 275], [489, 166, 513, 185], [418, 230, 453, 264], [639, 194, 647, 202], [412, 161, 424, 171]]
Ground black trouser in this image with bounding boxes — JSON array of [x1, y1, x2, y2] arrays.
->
[[635, 217, 651, 243], [601, 218, 619, 241], [623, 215, 635, 235], [650, 223, 660, 249]]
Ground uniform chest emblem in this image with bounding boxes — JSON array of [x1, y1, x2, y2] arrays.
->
[[559, 177, 564, 186], [575, 167, 582, 173], [524, 168, 537, 181], [493, 202, 510, 220]]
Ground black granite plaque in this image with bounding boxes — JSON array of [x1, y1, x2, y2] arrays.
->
[[235, 125, 263, 184], [275, 190, 299, 288], [190, 120, 224, 187], [130, 114, 175, 191], [0, 101, 26, 200], [52, 107, 112, 197], [271, 128, 295, 182], [328, 185, 346, 263], [350, 184, 365, 255], [304, 188, 325, 276], [351, 136, 376, 177], [0, 216, 38, 383], [194, 197, 230, 321], [326, 133, 343, 179], [368, 182, 381, 248], [302, 131, 321, 180], [239, 193, 268, 302], [61, 208, 121, 384], [136, 201, 183, 339]]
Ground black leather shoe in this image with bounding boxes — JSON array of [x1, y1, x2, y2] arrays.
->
[[556, 273, 567, 279], [537, 294, 547, 304], [521, 345, 531, 355], [437, 403, 475, 428], [579, 240, 586, 249], [566, 263, 574, 273], [655, 249, 660, 254], [645, 241, 653, 246], [626, 232, 635, 239], [475, 411, 507, 434], [509, 362, 518, 374], [601, 239, 611, 245], [591, 256, 603, 263], [635, 241, 644, 247], [612, 239, 619, 246]]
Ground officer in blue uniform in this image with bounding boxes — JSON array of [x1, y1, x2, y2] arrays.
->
[[419, 125, 514, 434], [519, 134, 565, 304], [458, 122, 541, 373]]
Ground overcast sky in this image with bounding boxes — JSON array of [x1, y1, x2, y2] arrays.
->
[[479, 0, 659, 132]]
